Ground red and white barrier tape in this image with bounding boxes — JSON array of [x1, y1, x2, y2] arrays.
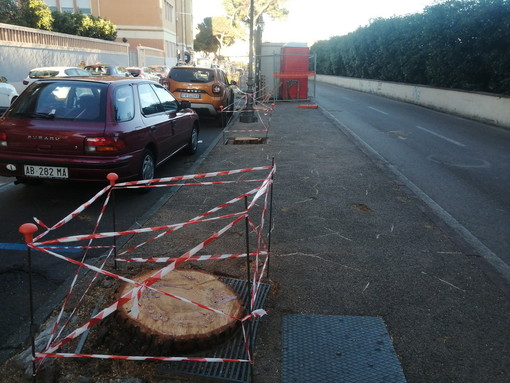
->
[[117, 251, 268, 263], [114, 166, 273, 188], [24, 165, 275, 365], [224, 129, 268, 133], [36, 352, 250, 363]]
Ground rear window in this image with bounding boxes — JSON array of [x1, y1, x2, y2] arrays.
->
[[170, 68, 214, 83], [29, 70, 59, 79], [9, 81, 107, 122]]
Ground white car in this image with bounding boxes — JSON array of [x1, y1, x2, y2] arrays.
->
[[0, 76, 18, 113], [23, 66, 89, 87]]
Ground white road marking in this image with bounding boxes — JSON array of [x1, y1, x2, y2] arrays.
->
[[368, 106, 389, 115], [415, 125, 466, 147]]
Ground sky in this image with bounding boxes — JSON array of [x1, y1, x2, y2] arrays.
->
[[192, 0, 436, 46]]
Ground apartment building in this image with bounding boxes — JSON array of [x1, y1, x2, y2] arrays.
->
[[43, 0, 194, 66]]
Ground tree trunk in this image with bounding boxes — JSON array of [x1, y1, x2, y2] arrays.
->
[[116, 269, 244, 353]]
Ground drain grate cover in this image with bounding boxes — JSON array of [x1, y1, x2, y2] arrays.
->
[[229, 137, 267, 145], [282, 314, 407, 383], [157, 277, 270, 382]]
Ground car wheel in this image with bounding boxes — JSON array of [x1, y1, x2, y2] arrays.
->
[[186, 124, 199, 154], [139, 149, 155, 181], [217, 111, 227, 128], [228, 92, 235, 111]]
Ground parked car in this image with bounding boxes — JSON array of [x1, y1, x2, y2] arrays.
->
[[126, 67, 160, 82], [167, 66, 236, 125], [0, 76, 18, 114], [22, 66, 89, 86], [148, 65, 170, 86], [0, 77, 199, 184], [84, 64, 132, 77]]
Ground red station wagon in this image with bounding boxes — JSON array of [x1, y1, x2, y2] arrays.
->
[[0, 77, 199, 184]]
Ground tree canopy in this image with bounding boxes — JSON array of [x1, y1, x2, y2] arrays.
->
[[222, 0, 289, 23], [0, 0, 20, 25], [194, 0, 289, 56], [194, 16, 244, 57], [17, 0, 53, 30], [311, 0, 510, 94], [0, 0, 117, 41]]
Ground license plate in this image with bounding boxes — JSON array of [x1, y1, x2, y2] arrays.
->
[[24, 165, 69, 179], [180, 92, 201, 99]]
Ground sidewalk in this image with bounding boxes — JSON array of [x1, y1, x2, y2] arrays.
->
[[3, 100, 510, 382], [137, 101, 510, 382]]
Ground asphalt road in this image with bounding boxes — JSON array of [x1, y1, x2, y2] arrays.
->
[[316, 82, 510, 282], [0, 116, 224, 363]]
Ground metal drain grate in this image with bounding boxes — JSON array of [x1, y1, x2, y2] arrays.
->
[[282, 314, 407, 383], [228, 137, 267, 145], [156, 277, 270, 382]]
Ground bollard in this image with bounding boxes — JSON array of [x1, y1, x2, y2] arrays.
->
[[19, 223, 38, 381], [107, 173, 119, 268]]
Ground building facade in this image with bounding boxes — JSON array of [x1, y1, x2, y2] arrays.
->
[[43, 0, 194, 66]]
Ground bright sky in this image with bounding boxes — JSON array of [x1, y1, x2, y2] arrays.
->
[[193, 0, 436, 46]]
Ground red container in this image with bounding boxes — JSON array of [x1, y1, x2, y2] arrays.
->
[[280, 43, 309, 99]]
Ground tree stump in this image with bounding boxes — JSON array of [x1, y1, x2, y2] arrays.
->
[[116, 269, 244, 353]]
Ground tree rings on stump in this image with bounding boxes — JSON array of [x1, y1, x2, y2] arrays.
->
[[116, 269, 244, 353]]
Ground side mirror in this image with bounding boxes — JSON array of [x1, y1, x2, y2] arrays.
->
[[180, 100, 191, 109], [0, 76, 7, 83], [230, 80, 237, 86]]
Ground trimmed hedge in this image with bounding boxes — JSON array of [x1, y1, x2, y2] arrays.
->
[[311, 0, 510, 94]]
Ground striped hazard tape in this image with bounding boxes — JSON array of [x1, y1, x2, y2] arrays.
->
[[22, 165, 275, 367]]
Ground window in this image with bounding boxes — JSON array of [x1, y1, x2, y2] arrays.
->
[[170, 68, 214, 83], [217, 70, 225, 84], [138, 84, 163, 116], [166, 40, 176, 58], [60, 0, 74, 12], [152, 84, 178, 113], [77, 0, 91, 14], [15, 82, 106, 122], [114, 86, 135, 122], [46, 0, 57, 11], [164, 1, 174, 23]]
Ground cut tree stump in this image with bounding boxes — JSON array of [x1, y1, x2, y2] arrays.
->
[[116, 269, 244, 353]]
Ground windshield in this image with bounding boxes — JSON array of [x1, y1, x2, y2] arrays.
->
[[8, 81, 107, 122], [85, 66, 110, 75]]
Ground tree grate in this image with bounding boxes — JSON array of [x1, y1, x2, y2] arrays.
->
[[156, 277, 270, 382]]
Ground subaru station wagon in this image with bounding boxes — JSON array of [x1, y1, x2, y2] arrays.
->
[[0, 77, 199, 184]]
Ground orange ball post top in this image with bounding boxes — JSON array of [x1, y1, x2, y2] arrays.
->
[[107, 172, 119, 186], [19, 223, 38, 243]]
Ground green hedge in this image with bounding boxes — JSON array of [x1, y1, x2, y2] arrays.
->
[[311, 0, 510, 94]]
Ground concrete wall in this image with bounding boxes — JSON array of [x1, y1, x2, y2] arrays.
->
[[0, 23, 130, 93], [317, 74, 510, 129], [1, 45, 128, 93]]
